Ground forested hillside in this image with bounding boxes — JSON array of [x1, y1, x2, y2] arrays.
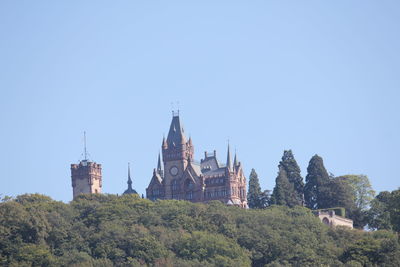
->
[[1, 194, 399, 267]]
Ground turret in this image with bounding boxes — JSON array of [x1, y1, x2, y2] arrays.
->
[[226, 143, 232, 172], [157, 152, 163, 177], [71, 132, 102, 199], [123, 163, 137, 195]]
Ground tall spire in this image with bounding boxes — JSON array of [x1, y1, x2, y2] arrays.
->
[[127, 162, 132, 188], [123, 162, 138, 195], [226, 142, 232, 171], [234, 149, 238, 166], [157, 152, 163, 176]]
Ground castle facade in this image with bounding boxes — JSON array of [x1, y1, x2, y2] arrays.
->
[[146, 114, 248, 208]]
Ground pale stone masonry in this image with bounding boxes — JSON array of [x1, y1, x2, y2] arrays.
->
[[146, 113, 248, 208], [71, 160, 102, 198], [315, 210, 354, 229]]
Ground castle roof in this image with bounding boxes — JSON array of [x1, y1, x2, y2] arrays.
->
[[166, 115, 186, 147]]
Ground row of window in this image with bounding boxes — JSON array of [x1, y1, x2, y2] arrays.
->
[[153, 187, 245, 198], [205, 178, 225, 185], [205, 189, 228, 198]]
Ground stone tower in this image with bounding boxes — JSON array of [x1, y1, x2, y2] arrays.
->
[[71, 160, 102, 198], [162, 112, 194, 199], [71, 132, 102, 199], [146, 112, 247, 207]]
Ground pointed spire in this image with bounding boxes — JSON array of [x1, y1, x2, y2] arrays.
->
[[234, 149, 238, 167], [157, 152, 163, 177], [127, 163, 132, 188], [157, 152, 162, 172], [226, 142, 232, 171], [123, 162, 138, 195]]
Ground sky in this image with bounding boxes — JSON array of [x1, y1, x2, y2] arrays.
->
[[0, 1, 399, 202]]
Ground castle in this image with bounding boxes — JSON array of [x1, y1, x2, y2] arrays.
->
[[146, 113, 248, 208], [70, 113, 247, 208], [69, 114, 354, 227]]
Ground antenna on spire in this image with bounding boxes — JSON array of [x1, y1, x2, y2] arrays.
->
[[83, 131, 88, 161]]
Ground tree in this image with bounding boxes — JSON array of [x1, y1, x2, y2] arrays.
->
[[337, 175, 375, 211], [318, 177, 355, 212], [304, 155, 330, 209], [247, 169, 268, 209], [271, 166, 297, 207], [279, 150, 304, 206], [367, 191, 392, 231], [334, 175, 375, 228], [367, 189, 400, 232]]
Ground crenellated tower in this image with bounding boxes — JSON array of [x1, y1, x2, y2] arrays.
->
[[71, 132, 102, 199]]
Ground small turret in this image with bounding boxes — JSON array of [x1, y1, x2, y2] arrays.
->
[[157, 152, 163, 177], [123, 163, 138, 195], [226, 143, 232, 172], [234, 150, 239, 167]]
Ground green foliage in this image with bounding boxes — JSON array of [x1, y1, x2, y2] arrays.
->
[[304, 154, 330, 209], [247, 169, 269, 209], [271, 167, 298, 207], [367, 189, 400, 232], [1, 193, 400, 266], [337, 175, 375, 211], [279, 150, 304, 206]]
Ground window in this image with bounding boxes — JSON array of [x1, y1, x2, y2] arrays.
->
[[171, 180, 179, 191], [185, 180, 194, 190], [186, 191, 193, 200]]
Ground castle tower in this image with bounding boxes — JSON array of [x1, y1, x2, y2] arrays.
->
[[162, 112, 194, 199], [71, 132, 102, 199]]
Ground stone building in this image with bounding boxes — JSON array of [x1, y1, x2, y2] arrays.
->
[[71, 159, 102, 199], [315, 210, 354, 229], [146, 113, 248, 208]]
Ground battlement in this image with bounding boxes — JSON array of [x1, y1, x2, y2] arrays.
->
[[71, 160, 102, 198]]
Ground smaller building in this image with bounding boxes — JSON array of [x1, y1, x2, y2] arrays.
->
[[123, 163, 138, 195], [314, 210, 353, 229]]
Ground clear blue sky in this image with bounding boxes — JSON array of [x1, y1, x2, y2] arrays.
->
[[1, 1, 399, 202]]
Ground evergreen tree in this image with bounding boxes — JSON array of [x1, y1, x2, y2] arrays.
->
[[271, 166, 297, 207], [318, 177, 355, 210], [304, 155, 330, 209], [280, 150, 304, 206], [247, 169, 263, 209]]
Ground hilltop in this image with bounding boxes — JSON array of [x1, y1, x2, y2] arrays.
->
[[1, 194, 399, 266]]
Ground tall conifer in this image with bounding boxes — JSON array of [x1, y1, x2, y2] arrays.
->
[[247, 169, 263, 209], [280, 150, 304, 206], [271, 166, 297, 207], [304, 155, 330, 209]]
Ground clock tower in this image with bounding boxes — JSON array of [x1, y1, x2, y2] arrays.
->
[[162, 112, 194, 199]]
